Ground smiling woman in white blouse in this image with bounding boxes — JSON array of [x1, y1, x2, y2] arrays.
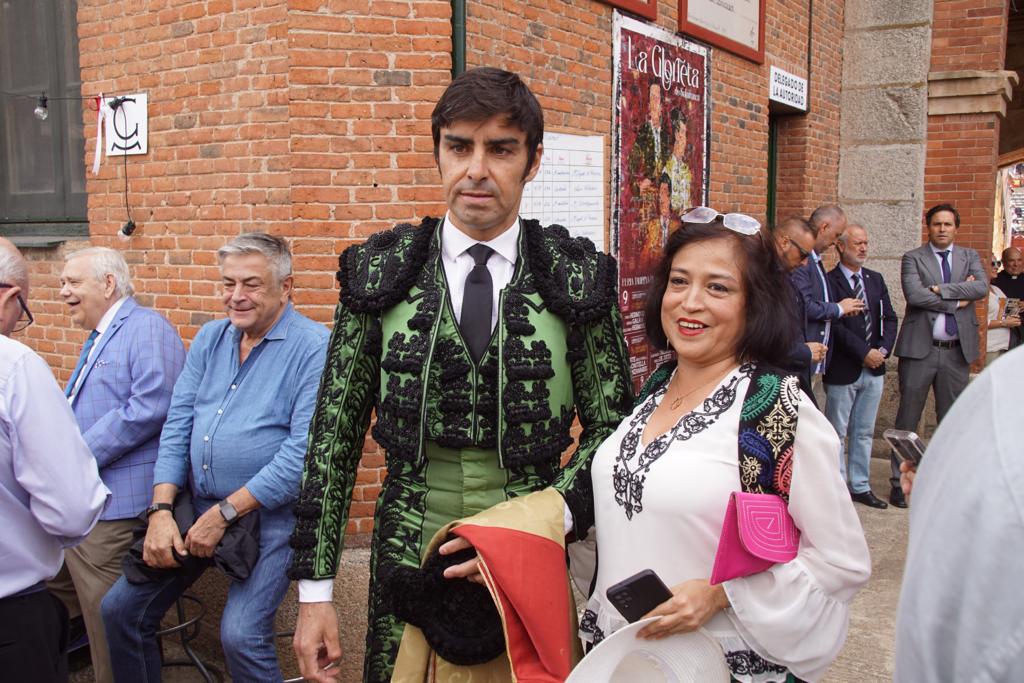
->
[[578, 213, 871, 683]]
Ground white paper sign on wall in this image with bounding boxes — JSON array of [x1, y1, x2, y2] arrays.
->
[[768, 67, 807, 112], [104, 93, 148, 156]]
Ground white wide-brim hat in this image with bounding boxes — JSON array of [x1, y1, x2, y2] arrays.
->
[[567, 618, 730, 683]]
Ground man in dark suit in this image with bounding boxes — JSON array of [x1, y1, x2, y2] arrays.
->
[[891, 203, 987, 507], [824, 225, 898, 509], [993, 246, 1023, 348], [791, 206, 866, 402], [770, 217, 820, 400]]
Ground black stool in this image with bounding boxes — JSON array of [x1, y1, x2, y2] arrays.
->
[[156, 594, 223, 682]]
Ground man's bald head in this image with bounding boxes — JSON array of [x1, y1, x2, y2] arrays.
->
[[808, 204, 848, 254], [0, 238, 30, 336], [1001, 246, 1023, 276]]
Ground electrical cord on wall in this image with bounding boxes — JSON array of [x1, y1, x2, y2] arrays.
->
[[109, 97, 135, 237]]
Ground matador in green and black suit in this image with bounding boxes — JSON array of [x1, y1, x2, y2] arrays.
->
[[288, 216, 634, 681]]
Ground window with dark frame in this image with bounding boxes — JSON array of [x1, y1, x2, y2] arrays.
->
[[0, 0, 87, 243]]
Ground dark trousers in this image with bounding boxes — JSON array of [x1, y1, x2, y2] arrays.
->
[[0, 587, 70, 683], [891, 345, 969, 486]]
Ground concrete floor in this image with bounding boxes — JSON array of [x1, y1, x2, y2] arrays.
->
[[70, 459, 906, 682]]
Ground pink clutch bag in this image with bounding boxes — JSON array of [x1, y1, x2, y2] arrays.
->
[[709, 492, 800, 585]]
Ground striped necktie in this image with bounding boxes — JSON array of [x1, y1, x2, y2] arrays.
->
[[65, 330, 99, 397], [851, 273, 871, 343]]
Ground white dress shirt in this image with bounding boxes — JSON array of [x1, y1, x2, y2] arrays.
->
[[929, 243, 959, 341], [440, 215, 519, 331], [0, 335, 109, 598], [811, 252, 837, 374]]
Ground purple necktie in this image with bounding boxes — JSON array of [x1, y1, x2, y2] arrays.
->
[[938, 251, 958, 337]]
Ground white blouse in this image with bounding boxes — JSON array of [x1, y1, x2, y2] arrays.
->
[[580, 365, 871, 682]]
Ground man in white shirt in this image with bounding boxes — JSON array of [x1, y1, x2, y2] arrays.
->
[[47, 247, 184, 683], [0, 239, 109, 682], [895, 346, 1024, 681], [890, 203, 987, 507]]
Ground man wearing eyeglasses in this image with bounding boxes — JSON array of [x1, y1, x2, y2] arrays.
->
[[771, 217, 823, 400], [791, 206, 866, 403], [46, 247, 185, 683], [0, 239, 110, 682]]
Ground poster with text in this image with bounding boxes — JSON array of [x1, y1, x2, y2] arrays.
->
[[613, 13, 710, 391]]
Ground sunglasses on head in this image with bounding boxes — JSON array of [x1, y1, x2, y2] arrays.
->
[[681, 206, 761, 236]]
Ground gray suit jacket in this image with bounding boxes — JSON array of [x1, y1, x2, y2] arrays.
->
[[894, 243, 987, 363]]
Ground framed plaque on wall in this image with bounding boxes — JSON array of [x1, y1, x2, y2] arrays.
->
[[597, 0, 656, 21], [679, 0, 765, 63]]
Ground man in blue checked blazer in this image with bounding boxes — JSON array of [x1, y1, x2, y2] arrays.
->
[[823, 225, 898, 510], [47, 246, 185, 683]]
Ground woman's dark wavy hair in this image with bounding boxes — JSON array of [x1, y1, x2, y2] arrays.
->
[[431, 67, 544, 178], [644, 220, 798, 367]]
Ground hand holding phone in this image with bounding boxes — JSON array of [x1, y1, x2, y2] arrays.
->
[[606, 569, 673, 623], [883, 428, 926, 467]]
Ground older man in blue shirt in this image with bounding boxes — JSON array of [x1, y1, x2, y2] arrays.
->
[[101, 233, 328, 682]]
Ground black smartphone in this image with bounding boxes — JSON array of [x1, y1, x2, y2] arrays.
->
[[606, 569, 673, 623], [883, 428, 926, 467]]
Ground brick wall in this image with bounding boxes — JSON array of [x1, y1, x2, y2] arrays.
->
[[925, 0, 1010, 358], [20, 0, 842, 538], [772, 1, 845, 224]]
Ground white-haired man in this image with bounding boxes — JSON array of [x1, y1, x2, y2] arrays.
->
[[0, 239, 109, 682], [47, 247, 185, 683], [102, 233, 329, 681]]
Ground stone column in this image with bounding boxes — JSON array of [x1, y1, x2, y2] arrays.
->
[[838, 0, 934, 438]]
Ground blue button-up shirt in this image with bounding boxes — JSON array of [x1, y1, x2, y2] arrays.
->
[[153, 304, 328, 510]]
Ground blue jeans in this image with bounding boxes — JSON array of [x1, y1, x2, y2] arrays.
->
[[101, 499, 295, 682], [824, 371, 884, 494]]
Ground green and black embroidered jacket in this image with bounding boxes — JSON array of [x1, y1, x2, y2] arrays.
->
[[289, 217, 634, 583]]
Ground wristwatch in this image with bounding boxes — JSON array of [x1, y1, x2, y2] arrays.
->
[[218, 499, 239, 525], [145, 502, 173, 518]]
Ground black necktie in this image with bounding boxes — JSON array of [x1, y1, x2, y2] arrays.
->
[[851, 273, 872, 343], [938, 251, 959, 336], [461, 244, 494, 363]]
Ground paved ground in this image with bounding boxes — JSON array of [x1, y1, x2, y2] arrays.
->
[[826, 457, 907, 682], [70, 459, 907, 682]]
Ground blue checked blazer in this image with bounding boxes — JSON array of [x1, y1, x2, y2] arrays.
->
[[71, 297, 185, 520]]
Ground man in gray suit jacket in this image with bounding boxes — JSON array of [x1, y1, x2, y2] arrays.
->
[[890, 203, 986, 507]]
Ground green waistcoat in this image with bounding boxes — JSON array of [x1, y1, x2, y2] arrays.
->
[[289, 217, 634, 582]]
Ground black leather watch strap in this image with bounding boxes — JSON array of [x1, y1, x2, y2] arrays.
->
[[145, 502, 173, 517]]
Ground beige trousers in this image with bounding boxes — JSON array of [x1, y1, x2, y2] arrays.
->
[[48, 518, 137, 683]]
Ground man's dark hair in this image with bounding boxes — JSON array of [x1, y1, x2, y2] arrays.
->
[[431, 67, 544, 178], [645, 221, 797, 367], [659, 172, 672, 194], [772, 216, 813, 240], [925, 203, 960, 228]]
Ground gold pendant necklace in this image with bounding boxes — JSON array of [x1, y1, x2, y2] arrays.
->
[[668, 374, 724, 410]]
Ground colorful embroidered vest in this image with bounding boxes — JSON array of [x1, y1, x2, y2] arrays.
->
[[637, 363, 800, 501]]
